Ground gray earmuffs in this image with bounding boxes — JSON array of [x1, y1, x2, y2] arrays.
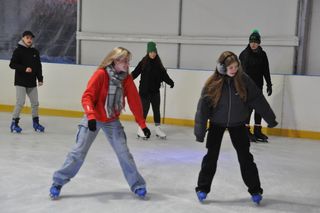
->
[[216, 53, 236, 75], [216, 62, 227, 75]]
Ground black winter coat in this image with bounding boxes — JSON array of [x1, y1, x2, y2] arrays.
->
[[131, 56, 174, 95], [239, 45, 271, 89], [9, 43, 43, 87], [194, 73, 277, 142]]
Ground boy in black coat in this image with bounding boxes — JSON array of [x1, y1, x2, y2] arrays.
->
[[239, 30, 272, 142], [9, 30, 44, 133]]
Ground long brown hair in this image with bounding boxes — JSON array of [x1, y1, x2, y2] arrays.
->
[[140, 53, 165, 71], [204, 51, 247, 108]]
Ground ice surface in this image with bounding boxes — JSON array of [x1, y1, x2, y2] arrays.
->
[[0, 112, 319, 213]]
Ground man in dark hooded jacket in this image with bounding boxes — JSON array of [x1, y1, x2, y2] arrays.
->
[[239, 30, 272, 142]]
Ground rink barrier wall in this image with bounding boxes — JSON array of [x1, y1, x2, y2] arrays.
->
[[1, 103, 320, 140], [0, 60, 319, 140]]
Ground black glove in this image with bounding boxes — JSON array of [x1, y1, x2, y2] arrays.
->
[[268, 120, 278, 128], [170, 82, 174, 88], [267, 85, 272, 96], [142, 127, 151, 138], [88, 119, 97, 131]]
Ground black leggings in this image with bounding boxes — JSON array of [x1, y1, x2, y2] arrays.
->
[[196, 125, 263, 195], [140, 92, 161, 124]]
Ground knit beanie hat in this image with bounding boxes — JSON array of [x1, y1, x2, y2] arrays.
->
[[249, 29, 261, 44], [147, 41, 157, 53], [22, 30, 35, 38]]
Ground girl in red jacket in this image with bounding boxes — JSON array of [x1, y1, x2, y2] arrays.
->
[[49, 47, 151, 200]]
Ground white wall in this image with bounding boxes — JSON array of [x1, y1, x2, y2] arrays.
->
[[0, 60, 95, 111], [306, 0, 320, 75], [1, 60, 319, 133], [77, 0, 299, 74]]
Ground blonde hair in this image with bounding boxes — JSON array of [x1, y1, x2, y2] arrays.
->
[[204, 51, 247, 107], [98, 47, 132, 69]]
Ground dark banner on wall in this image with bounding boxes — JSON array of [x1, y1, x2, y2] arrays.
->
[[0, 0, 76, 63]]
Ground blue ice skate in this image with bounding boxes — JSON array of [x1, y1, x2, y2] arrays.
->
[[49, 184, 62, 200], [134, 187, 147, 198], [196, 191, 207, 202], [33, 117, 45, 132], [10, 118, 22, 133], [251, 193, 262, 204]]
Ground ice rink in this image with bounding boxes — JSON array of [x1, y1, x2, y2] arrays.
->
[[1, 112, 319, 213]]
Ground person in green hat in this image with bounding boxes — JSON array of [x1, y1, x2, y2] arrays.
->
[[131, 41, 174, 140], [239, 29, 273, 143]]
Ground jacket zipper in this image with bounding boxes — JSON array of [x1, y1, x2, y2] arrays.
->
[[227, 79, 232, 126]]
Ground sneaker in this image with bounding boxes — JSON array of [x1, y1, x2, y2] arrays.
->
[[134, 187, 147, 198], [50, 184, 62, 200], [251, 193, 262, 204], [196, 191, 207, 202]]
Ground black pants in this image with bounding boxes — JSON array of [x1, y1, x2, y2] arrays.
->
[[196, 125, 263, 195], [140, 92, 161, 124], [246, 87, 263, 125], [246, 108, 262, 125]]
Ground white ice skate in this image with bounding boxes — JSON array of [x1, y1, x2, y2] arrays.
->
[[137, 127, 148, 140], [155, 126, 166, 140]]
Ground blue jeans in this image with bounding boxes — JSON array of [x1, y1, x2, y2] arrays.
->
[[52, 117, 146, 192]]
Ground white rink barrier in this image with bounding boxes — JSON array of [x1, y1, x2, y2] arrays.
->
[[1, 60, 319, 139]]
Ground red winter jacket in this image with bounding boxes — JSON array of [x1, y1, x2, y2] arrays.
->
[[82, 68, 146, 129]]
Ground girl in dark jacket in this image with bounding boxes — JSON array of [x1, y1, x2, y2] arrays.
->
[[131, 42, 174, 139], [194, 51, 278, 204]]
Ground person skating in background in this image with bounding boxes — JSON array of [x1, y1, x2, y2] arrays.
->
[[194, 51, 278, 204], [9, 30, 45, 133], [239, 29, 273, 142], [131, 41, 174, 140], [49, 47, 151, 200]]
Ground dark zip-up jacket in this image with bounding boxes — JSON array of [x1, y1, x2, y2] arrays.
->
[[194, 73, 277, 142], [9, 42, 43, 87], [239, 45, 271, 89], [131, 57, 174, 95]]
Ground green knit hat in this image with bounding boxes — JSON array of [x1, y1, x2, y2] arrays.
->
[[249, 29, 261, 44], [147, 41, 157, 53]]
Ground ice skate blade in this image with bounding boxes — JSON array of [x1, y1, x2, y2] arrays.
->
[[135, 195, 149, 200], [256, 139, 268, 143], [156, 135, 166, 140], [137, 135, 148, 140], [253, 201, 261, 205], [49, 194, 60, 200]]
